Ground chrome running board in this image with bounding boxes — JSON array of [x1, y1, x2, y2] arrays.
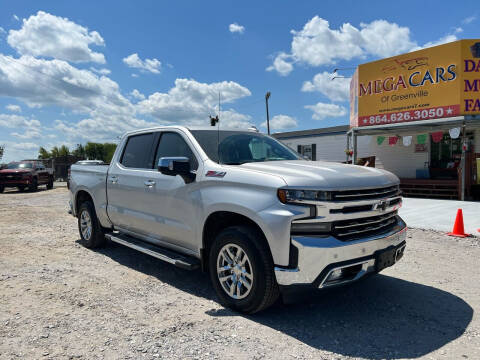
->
[[105, 233, 200, 270]]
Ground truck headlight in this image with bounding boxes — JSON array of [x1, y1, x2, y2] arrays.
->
[[277, 189, 332, 204]]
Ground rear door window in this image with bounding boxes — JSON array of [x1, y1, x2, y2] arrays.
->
[[120, 133, 155, 169], [154, 132, 198, 170]]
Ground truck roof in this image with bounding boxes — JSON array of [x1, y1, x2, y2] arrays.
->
[[121, 125, 258, 138]]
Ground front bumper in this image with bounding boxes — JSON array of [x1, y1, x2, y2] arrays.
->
[[274, 218, 407, 288], [0, 179, 31, 187]]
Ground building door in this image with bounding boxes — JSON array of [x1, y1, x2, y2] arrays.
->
[[429, 132, 474, 180]]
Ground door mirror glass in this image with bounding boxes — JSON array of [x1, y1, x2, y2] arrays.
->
[[158, 157, 195, 183]]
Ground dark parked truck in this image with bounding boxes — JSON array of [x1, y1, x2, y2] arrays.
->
[[69, 126, 407, 313], [0, 160, 54, 192]]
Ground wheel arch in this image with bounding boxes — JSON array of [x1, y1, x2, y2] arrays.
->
[[201, 211, 272, 272], [75, 189, 94, 215]]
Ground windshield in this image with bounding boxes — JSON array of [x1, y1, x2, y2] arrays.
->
[[7, 162, 33, 169], [190, 130, 302, 165]]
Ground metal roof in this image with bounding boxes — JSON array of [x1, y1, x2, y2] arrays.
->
[[349, 115, 480, 136], [272, 125, 350, 139]]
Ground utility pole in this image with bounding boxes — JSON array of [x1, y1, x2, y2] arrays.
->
[[265, 91, 271, 135]]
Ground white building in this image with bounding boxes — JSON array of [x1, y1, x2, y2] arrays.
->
[[273, 120, 480, 200]]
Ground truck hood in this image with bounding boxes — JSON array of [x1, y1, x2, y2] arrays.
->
[[0, 169, 32, 174], [238, 160, 399, 189]]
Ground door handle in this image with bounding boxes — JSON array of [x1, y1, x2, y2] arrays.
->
[[144, 180, 156, 187], [109, 176, 118, 184]]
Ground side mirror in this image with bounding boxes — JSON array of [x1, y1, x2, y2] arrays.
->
[[158, 157, 195, 183]]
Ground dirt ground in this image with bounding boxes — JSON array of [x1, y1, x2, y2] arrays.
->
[[0, 186, 479, 360]]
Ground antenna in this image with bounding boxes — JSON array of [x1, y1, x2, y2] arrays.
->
[[209, 92, 221, 164], [217, 92, 221, 164]]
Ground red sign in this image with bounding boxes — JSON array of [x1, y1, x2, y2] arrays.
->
[[358, 104, 460, 127]]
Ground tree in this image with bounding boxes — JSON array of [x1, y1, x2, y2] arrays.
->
[[59, 145, 70, 157], [0, 145, 4, 162], [38, 147, 51, 159], [50, 146, 60, 158], [72, 144, 86, 159], [103, 143, 117, 163]]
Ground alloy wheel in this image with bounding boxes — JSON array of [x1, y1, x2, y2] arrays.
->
[[216, 243, 254, 300]]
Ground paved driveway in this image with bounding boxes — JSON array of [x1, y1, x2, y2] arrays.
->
[[400, 197, 480, 236]]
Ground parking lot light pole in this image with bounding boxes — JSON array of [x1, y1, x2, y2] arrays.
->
[[265, 92, 271, 135]]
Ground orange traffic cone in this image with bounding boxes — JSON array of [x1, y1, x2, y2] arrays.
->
[[447, 209, 471, 237]]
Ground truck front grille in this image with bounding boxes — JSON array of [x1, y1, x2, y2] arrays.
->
[[332, 210, 398, 241], [0, 174, 23, 181], [332, 185, 400, 202]]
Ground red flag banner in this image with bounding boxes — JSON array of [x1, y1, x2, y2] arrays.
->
[[389, 136, 399, 146], [431, 131, 444, 143]]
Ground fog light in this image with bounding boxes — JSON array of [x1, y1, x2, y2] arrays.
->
[[326, 268, 343, 282]]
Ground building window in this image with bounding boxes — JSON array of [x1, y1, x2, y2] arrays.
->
[[297, 144, 316, 160]]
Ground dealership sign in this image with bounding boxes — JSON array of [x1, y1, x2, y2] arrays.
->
[[350, 39, 480, 127]]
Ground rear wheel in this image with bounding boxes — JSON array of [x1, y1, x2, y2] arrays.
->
[[28, 177, 38, 192], [18, 186, 26, 192], [0, 185, 4, 193], [46, 176, 54, 189], [78, 201, 106, 248], [209, 226, 279, 314]]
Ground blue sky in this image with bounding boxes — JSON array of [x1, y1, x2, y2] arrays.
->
[[0, 0, 478, 162]]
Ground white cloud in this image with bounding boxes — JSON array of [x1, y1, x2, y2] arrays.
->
[[123, 53, 161, 74], [7, 11, 105, 63], [0, 54, 149, 145], [304, 102, 347, 120], [462, 16, 476, 24], [268, 16, 416, 75], [130, 89, 145, 100], [13, 15, 20, 21], [0, 114, 41, 139], [0, 114, 38, 128], [302, 71, 350, 102], [266, 52, 294, 76], [137, 78, 251, 127], [261, 115, 297, 131], [229, 23, 245, 34], [131, 73, 139, 78], [6, 104, 22, 112], [90, 67, 111, 75], [0, 27, 5, 34], [415, 34, 458, 50], [12, 142, 38, 150], [11, 128, 42, 139], [0, 55, 131, 114]]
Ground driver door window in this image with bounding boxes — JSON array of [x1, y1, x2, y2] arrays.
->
[[154, 132, 198, 170]]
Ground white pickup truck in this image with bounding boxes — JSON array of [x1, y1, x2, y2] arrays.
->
[[69, 126, 406, 313]]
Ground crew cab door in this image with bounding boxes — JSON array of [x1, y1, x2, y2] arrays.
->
[[106, 132, 157, 233], [141, 131, 201, 252], [35, 163, 48, 184], [106, 130, 201, 253]]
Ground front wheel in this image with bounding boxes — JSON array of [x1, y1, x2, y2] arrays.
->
[[78, 201, 106, 248], [209, 226, 279, 314], [0, 185, 4, 193], [18, 186, 26, 192], [28, 178, 38, 192], [46, 176, 53, 189]]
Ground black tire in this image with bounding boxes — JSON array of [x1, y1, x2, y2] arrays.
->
[[77, 201, 106, 248], [46, 176, 54, 189], [209, 226, 279, 314], [0, 185, 4, 193], [29, 177, 38, 192], [18, 186, 26, 192]]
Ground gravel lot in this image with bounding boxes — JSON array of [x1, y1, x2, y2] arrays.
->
[[1, 186, 479, 359]]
